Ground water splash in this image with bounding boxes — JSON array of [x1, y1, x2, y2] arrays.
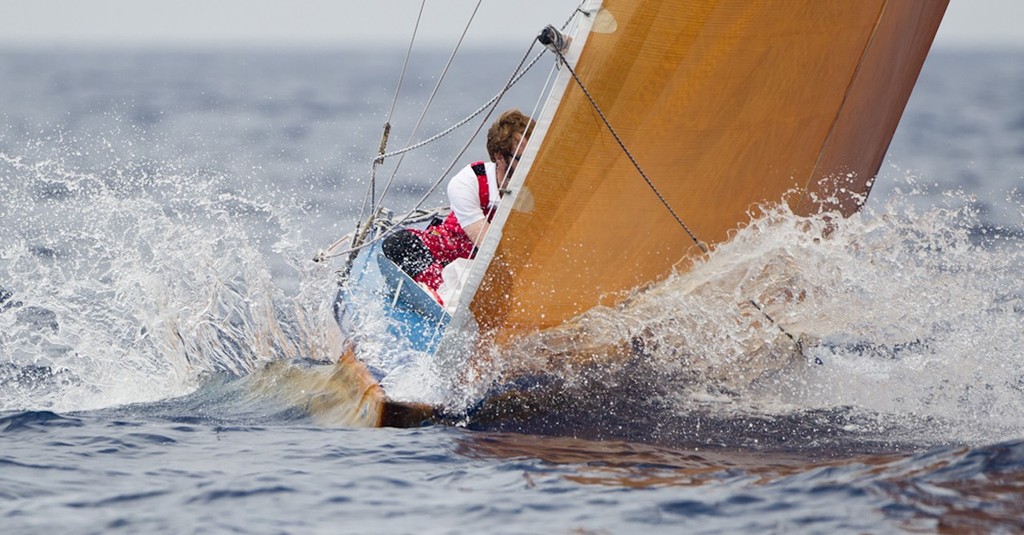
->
[[0, 140, 336, 413], [6, 126, 1021, 450], [477, 173, 1024, 447], [751, 177, 1024, 445]]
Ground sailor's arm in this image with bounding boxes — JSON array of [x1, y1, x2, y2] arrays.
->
[[462, 219, 488, 246]]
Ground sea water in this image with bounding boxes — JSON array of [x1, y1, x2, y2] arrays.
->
[[1, 46, 1023, 533]]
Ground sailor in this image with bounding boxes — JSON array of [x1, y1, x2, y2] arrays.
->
[[383, 109, 536, 292]]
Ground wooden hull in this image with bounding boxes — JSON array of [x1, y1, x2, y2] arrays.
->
[[313, 0, 949, 430], [260, 350, 435, 427]]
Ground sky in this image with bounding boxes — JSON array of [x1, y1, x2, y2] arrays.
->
[[0, 0, 1022, 50]]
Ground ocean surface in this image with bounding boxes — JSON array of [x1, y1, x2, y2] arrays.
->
[[2, 43, 1023, 534]]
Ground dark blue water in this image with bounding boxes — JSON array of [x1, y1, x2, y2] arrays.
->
[[2, 45, 1023, 533]]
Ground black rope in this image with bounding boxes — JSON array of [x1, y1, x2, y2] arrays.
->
[[747, 299, 819, 364], [543, 27, 707, 254]]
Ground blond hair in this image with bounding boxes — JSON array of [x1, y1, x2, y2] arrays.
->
[[487, 109, 536, 162]]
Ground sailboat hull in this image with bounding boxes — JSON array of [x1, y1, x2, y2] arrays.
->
[[316, 0, 949, 429]]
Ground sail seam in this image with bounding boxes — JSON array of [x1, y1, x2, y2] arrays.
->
[[798, 1, 889, 214]]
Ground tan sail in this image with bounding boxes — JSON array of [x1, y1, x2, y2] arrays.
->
[[467, 0, 948, 343]]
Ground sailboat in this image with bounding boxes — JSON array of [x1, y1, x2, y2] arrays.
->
[[311, 0, 949, 428]]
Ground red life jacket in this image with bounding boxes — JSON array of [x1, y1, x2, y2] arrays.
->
[[410, 162, 493, 289]]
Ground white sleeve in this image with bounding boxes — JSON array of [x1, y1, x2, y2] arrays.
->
[[447, 165, 486, 228]]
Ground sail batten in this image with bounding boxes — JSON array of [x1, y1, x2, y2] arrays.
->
[[449, 0, 948, 347]]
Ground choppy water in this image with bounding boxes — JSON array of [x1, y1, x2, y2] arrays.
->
[[2, 45, 1023, 533]]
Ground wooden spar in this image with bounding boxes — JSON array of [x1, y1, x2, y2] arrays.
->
[[458, 0, 949, 346]]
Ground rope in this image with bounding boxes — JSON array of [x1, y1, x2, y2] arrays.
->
[[350, 1, 426, 263], [545, 30, 708, 254], [320, 206, 447, 261], [320, 39, 542, 264], [373, 50, 548, 163], [372, 2, 588, 164], [371, 0, 484, 221], [747, 299, 817, 364], [386, 2, 424, 126], [337, 1, 473, 280]]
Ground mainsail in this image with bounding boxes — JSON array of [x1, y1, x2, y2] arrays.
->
[[446, 0, 948, 349]]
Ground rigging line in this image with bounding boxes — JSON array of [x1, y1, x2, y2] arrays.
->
[[324, 40, 540, 263], [747, 299, 819, 365], [387, 1, 426, 125], [319, 205, 446, 261], [373, 50, 548, 163], [371, 0, 484, 220], [354, 1, 426, 237], [373, 1, 588, 164], [546, 36, 708, 254], [328, 9, 584, 266], [342, 1, 468, 277], [393, 40, 539, 237]]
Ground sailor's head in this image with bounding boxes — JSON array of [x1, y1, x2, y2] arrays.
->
[[488, 109, 535, 181]]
